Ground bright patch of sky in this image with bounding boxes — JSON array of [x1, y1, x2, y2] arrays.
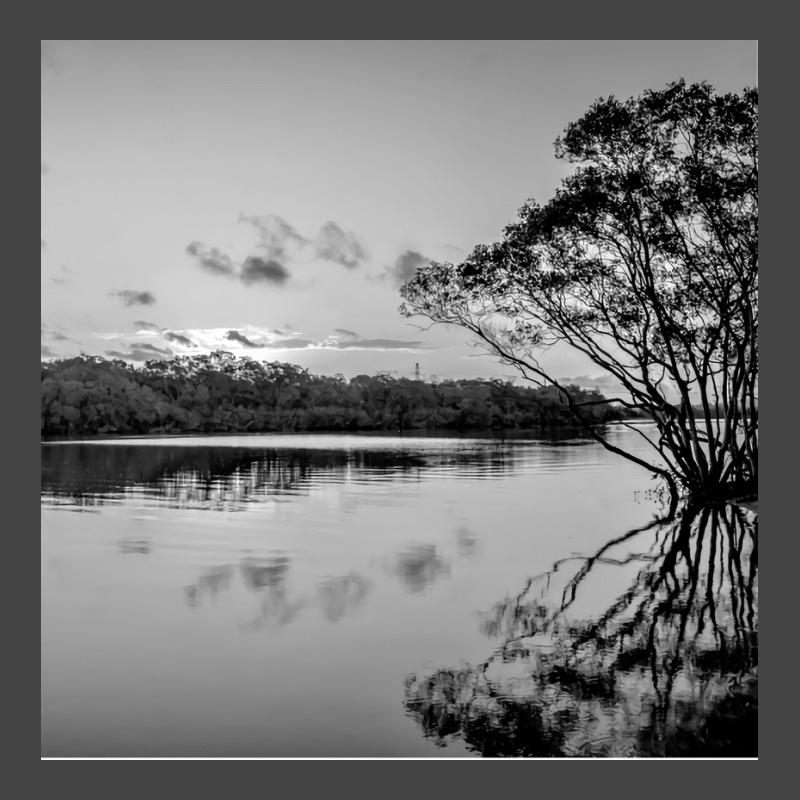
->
[[41, 40, 757, 383]]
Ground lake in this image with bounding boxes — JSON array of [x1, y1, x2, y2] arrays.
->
[[41, 424, 757, 758]]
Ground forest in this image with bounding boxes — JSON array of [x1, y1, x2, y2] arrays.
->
[[40, 351, 629, 437]]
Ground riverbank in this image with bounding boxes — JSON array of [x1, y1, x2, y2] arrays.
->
[[41, 352, 628, 438]]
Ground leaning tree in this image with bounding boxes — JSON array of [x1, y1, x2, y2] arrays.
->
[[400, 80, 757, 503]]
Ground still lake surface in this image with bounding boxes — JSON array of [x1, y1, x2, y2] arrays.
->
[[41, 424, 757, 757]]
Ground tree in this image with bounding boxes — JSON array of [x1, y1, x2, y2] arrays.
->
[[400, 80, 758, 503]]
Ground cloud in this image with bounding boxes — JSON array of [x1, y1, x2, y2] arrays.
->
[[90, 324, 435, 363], [109, 290, 157, 307], [106, 343, 173, 362], [41, 322, 67, 341], [185, 241, 237, 276], [385, 250, 431, 286], [41, 345, 57, 358], [138, 343, 172, 355], [225, 329, 259, 348], [258, 335, 427, 352], [134, 320, 162, 333], [241, 255, 290, 286], [334, 328, 359, 339], [164, 331, 195, 347], [186, 241, 290, 287], [267, 337, 316, 349], [41, 239, 46, 249], [131, 343, 172, 355], [41, 163, 49, 175], [186, 214, 369, 292], [336, 338, 424, 350], [239, 214, 309, 262], [314, 221, 369, 268]]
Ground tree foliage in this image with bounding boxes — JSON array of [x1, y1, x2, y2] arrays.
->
[[400, 80, 758, 501], [40, 352, 625, 437]]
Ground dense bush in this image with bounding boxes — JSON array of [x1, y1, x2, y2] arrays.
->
[[41, 351, 627, 437]]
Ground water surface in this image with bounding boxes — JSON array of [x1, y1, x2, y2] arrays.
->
[[41, 426, 756, 757]]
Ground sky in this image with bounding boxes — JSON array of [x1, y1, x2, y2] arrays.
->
[[41, 40, 758, 383]]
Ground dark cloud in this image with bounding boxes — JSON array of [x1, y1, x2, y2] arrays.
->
[[334, 328, 359, 339], [185, 240, 291, 287], [41, 345, 57, 358], [41, 239, 46, 249], [139, 344, 173, 356], [267, 338, 316, 350], [385, 250, 430, 286], [188, 213, 367, 287], [106, 343, 173, 362], [225, 330, 259, 348], [185, 241, 237, 276], [50, 331, 68, 341], [314, 221, 369, 268], [137, 343, 172, 355], [239, 214, 309, 262], [41, 163, 49, 175], [134, 320, 162, 333], [337, 338, 423, 350], [164, 331, 195, 347], [241, 256, 290, 286], [109, 290, 156, 307]]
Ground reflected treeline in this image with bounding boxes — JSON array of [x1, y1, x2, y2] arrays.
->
[[183, 555, 372, 628], [403, 503, 758, 757], [40, 440, 561, 509]]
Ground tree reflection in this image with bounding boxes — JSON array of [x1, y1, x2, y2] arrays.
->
[[403, 502, 757, 757], [41, 443, 526, 510]]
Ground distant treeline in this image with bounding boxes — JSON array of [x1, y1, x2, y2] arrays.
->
[[40, 352, 629, 437]]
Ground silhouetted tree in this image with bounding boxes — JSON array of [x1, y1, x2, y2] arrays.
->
[[401, 80, 758, 503]]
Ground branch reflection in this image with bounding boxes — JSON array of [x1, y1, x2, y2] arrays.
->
[[403, 503, 758, 757]]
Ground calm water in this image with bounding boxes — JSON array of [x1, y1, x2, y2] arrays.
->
[[41, 425, 757, 757]]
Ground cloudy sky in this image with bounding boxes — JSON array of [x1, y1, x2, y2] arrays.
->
[[41, 40, 757, 381]]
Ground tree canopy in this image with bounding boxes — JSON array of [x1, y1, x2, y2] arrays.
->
[[40, 352, 626, 437], [400, 80, 758, 502]]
